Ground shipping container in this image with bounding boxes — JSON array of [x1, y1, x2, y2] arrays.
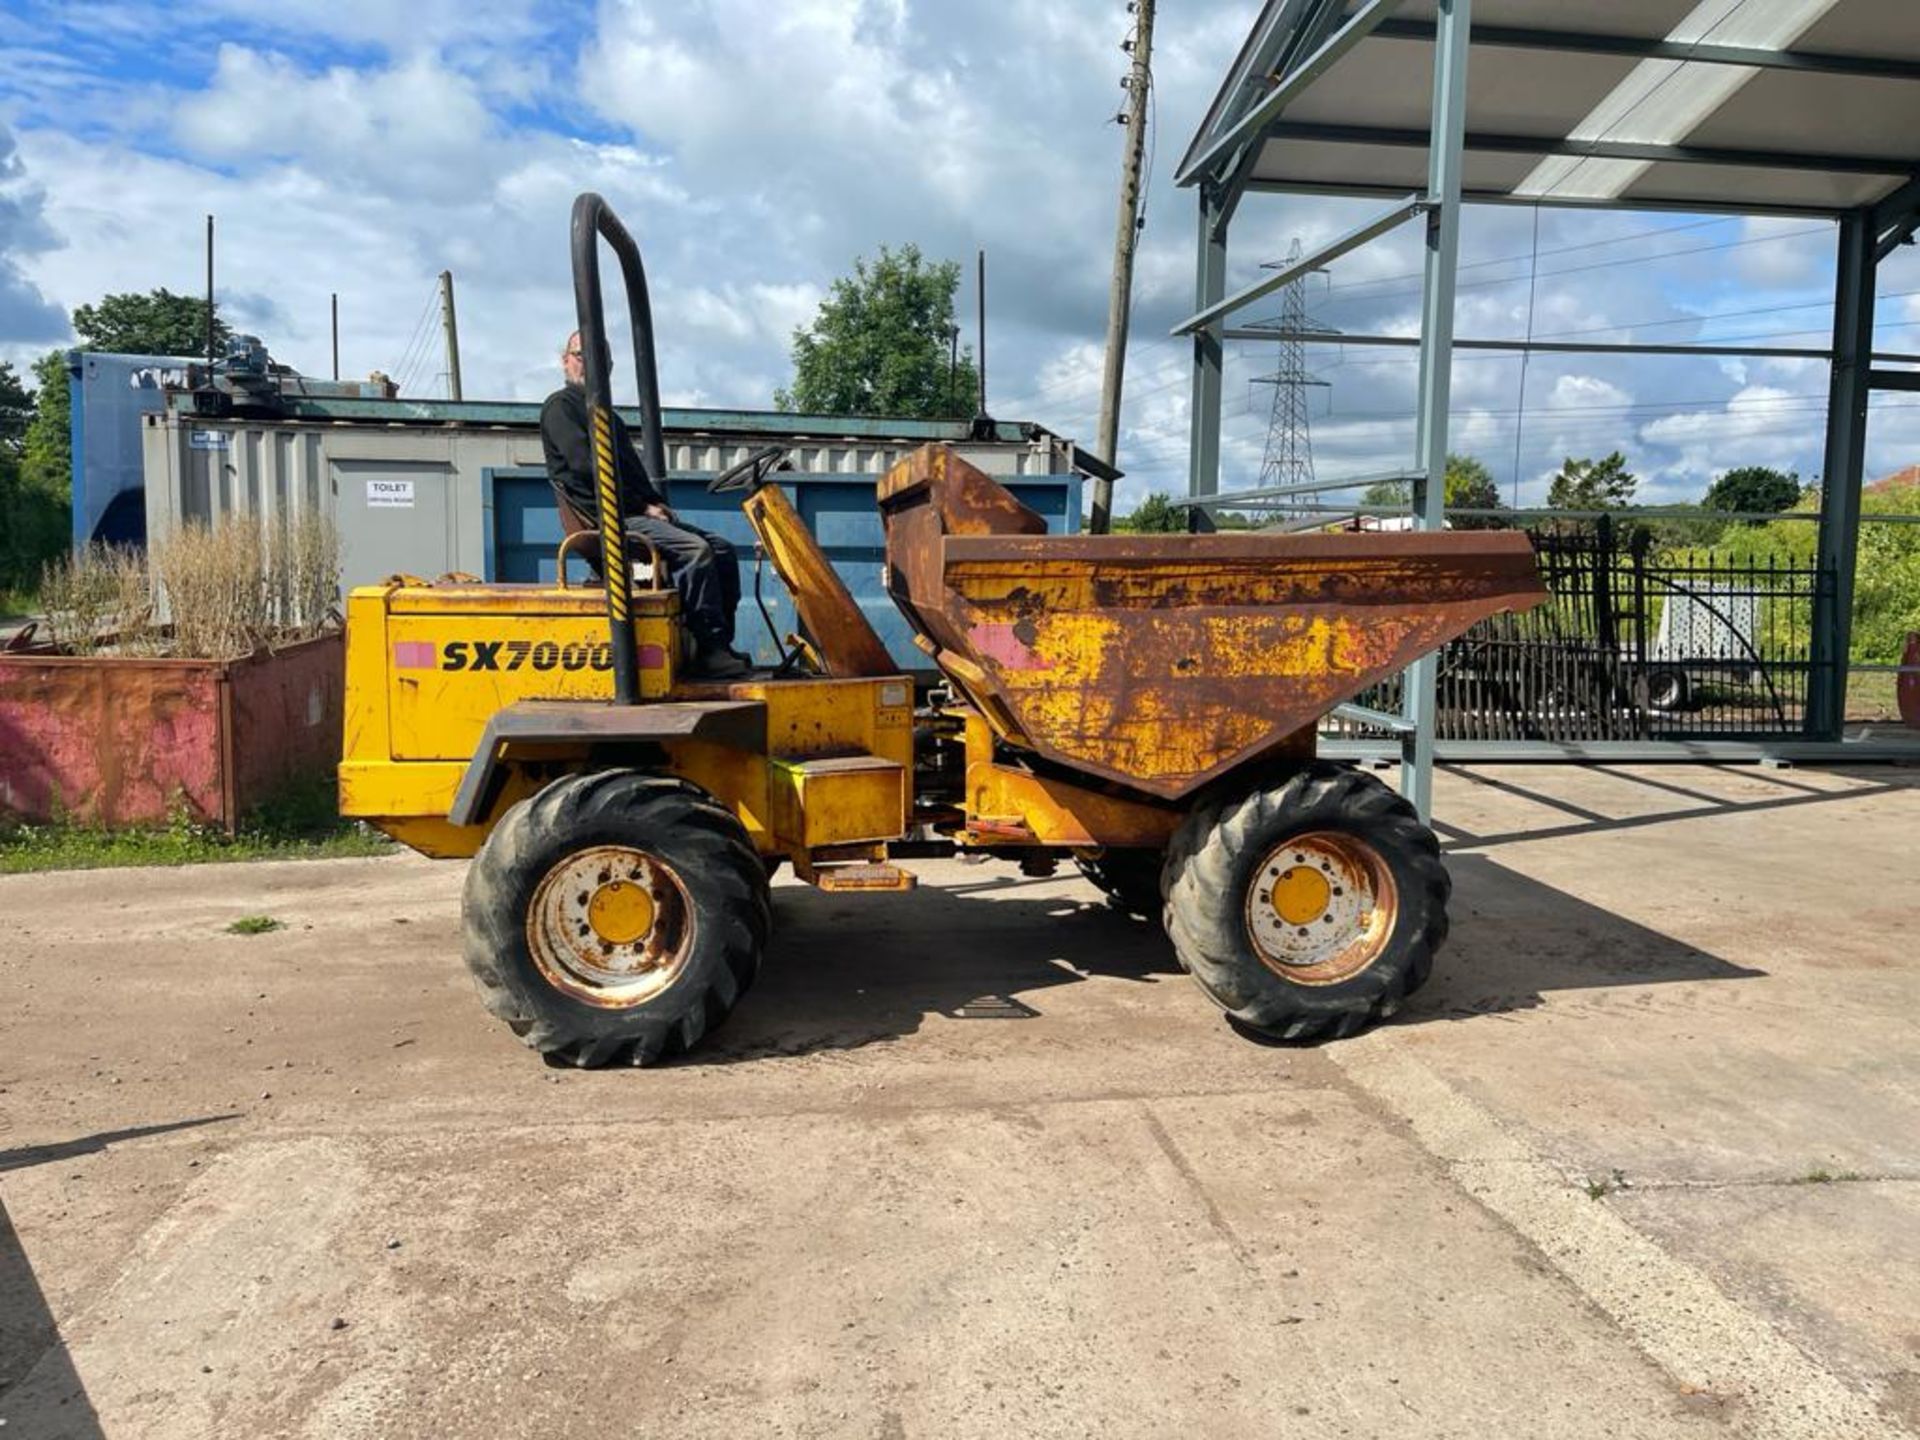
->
[[68, 350, 197, 547], [142, 397, 1087, 666]]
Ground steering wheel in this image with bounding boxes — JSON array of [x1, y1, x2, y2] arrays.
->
[[707, 444, 791, 494]]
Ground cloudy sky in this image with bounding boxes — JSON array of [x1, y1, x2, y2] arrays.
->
[[2, 0, 1919, 511]]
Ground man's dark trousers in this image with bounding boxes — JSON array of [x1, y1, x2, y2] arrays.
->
[[626, 512, 741, 650]]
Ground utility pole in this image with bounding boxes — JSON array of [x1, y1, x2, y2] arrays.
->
[[974, 249, 989, 425], [1092, 0, 1155, 534], [204, 214, 216, 367], [331, 293, 340, 381], [438, 269, 463, 402]]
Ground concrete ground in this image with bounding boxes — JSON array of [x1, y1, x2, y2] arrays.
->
[[2, 762, 1917, 1440]]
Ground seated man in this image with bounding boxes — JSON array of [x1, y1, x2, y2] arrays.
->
[[540, 330, 748, 678]]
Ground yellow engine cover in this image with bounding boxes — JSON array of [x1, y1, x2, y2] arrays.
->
[[340, 577, 915, 861]]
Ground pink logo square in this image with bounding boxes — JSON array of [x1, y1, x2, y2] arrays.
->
[[394, 641, 437, 670]]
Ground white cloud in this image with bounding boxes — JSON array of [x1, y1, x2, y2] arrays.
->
[[3, 1, 1903, 507], [1548, 374, 1633, 412], [173, 47, 504, 204]]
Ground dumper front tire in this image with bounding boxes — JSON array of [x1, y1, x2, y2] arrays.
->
[[1164, 764, 1447, 1041], [463, 770, 770, 1067]]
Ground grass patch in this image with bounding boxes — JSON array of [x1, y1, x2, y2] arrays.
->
[[0, 777, 392, 874], [1584, 1168, 1629, 1199], [226, 915, 284, 935], [1792, 1166, 1866, 1185], [1845, 671, 1902, 723], [0, 585, 36, 625]]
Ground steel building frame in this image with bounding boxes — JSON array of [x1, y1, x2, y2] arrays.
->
[[1174, 0, 1920, 816]]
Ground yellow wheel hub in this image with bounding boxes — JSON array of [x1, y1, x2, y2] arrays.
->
[[1245, 832, 1398, 985], [1270, 865, 1332, 926], [526, 845, 693, 1008], [587, 880, 655, 946]]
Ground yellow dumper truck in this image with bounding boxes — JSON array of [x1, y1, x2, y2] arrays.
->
[[339, 195, 1545, 1066]]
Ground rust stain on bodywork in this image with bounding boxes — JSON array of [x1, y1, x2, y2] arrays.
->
[[880, 445, 1548, 800]]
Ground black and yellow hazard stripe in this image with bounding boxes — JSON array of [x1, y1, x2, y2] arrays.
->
[[589, 403, 629, 622]]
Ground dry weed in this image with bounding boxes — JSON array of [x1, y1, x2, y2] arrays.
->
[[265, 512, 340, 638], [153, 511, 340, 658], [40, 544, 155, 655], [40, 513, 339, 660], [108, 546, 161, 654], [153, 518, 270, 659]]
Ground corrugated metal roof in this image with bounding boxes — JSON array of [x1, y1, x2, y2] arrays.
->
[[1180, 0, 1920, 215], [159, 391, 1062, 448]]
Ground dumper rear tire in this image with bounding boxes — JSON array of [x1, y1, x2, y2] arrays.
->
[[1076, 849, 1166, 920], [463, 770, 770, 1067], [1164, 763, 1447, 1041]]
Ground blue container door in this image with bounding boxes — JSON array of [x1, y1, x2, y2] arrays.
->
[[488, 467, 1080, 669]]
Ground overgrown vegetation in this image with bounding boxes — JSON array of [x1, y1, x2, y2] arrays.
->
[[38, 513, 339, 659], [0, 358, 62, 594], [0, 778, 390, 874], [1687, 479, 1920, 664], [1, 288, 231, 594]]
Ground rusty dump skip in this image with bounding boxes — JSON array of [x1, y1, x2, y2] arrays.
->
[[880, 444, 1547, 800]]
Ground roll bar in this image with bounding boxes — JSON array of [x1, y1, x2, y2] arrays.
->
[[570, 192, 668, 706]]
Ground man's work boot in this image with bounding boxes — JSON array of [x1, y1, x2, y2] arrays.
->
[[685, 643, 751, 679]]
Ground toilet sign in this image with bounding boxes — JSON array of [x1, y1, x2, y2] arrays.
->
[[367, 478, 415, 509]]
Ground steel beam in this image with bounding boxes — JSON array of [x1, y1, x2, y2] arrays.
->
[[1332, 702, 1415, 735], [1401, 0, 1470, 822], [1809, 211, 1875, 741], [1176, 0, 1317, 183], [1869, 368, 1920, 392], [1186, 187, 1229, 528], [1368, 17, 1920, 83], [1262, 121, 1914, 178], [1872, 174, 1920, 260], [1224, 328, 1834, 360], [1168, 467, 1424, 506], [1240, 176, 1849, 220], [1171, 195, 1426, 335], [1178, 0, 1409, 186], [1217, 0, 1350, 224], [1318, 736, 1920, 765]]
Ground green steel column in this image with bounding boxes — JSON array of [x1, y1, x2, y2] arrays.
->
[[1809, 210, 1874, 740], [1402, 0, 1472, 820], [1188, 184, 1228, 531]]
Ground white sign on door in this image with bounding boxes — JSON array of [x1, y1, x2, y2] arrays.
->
[[367, 478, 415, 509]]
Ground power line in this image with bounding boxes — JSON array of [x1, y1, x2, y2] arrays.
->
[[389, 282, 441, 398], [999, 222, 1838, 417], [1315, 224, 1834, 314]]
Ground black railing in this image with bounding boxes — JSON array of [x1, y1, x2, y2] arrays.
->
[[1326, 518, 1835, 743]]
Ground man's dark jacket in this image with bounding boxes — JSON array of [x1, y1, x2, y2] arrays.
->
[[539, 385, 666, 524]]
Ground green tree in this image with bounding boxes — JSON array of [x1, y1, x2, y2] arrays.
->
[[1361, 454, 1509, 528], [5, 288, 230, 589], [0, 358, 69, 591], [1703, 465, 1801, 521], [776, 245, 979, 418], [1113, 492, 1185, 533], [1547, 451, 1637, 511], [71, 287, 227, 356], [0, 360, 31, 446]]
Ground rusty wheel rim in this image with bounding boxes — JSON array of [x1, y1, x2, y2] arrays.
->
[[527, 845, 694, 1008], [1244, 831, 1397, 986]]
